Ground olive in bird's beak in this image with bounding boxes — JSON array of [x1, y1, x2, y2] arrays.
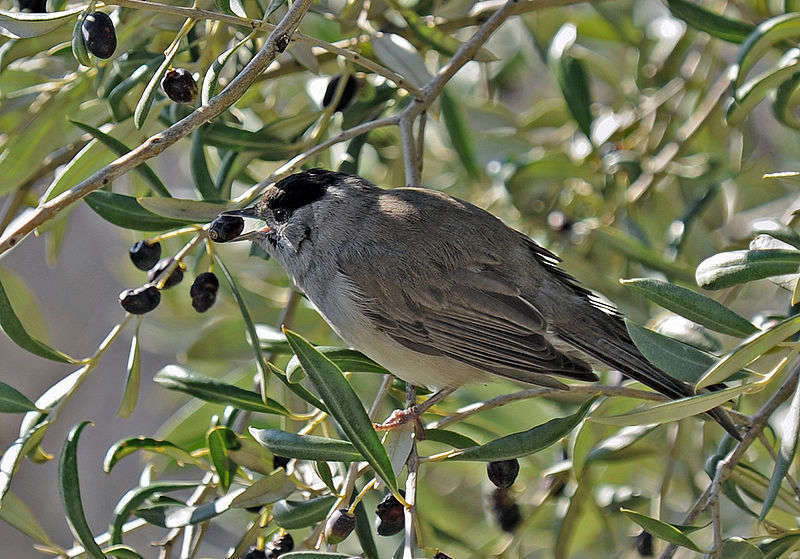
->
[[209, 209, 271, 243]]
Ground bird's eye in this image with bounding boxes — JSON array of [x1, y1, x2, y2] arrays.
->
[[273, 208, 290, 223]]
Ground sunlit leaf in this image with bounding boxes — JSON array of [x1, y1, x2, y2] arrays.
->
[[117, 326, 141, 419], [696, 250, 800, 290], [0, 7, 83, 39], [591, 384, 750, 427], [153, 365, 290, 415], [249, 428, 362, 462], [103, 436, 201, 472], [110, 482, 198, 545], [621, 278, 758, 337], [696, 314, 800, 390]]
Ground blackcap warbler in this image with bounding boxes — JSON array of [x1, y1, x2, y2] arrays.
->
[[220, 169, 739, 439]]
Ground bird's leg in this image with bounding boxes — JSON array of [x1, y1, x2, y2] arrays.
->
[[374, 387, 457, 431]]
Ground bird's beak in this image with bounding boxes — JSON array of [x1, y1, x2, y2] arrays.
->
[[218, 208, 272, 242], [220, 208, 260, 219]]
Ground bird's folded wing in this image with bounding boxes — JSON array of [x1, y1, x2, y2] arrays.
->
[[337, 260, 597, 388]]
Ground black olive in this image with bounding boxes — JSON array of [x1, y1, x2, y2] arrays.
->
[[15, 0, 46, 12], [129, 240, 161, 271], [325, 509, 355, 544], [119, 285, 161, 314], [273, 454, 290, 470], [635, 530, 654, 556], [487, 459, 520, 488], [375, 491, 405, 536], [81, 12, 117, 59], [489, 488, 522, 532], [148, 258, 184, 289], [265, 532, 294, 557], [190, 272, 219, 312], [434, 553, 454, 559], [322, 74, 360, 112], [161, 68, 198, 103], [208, 215, 245, 243]]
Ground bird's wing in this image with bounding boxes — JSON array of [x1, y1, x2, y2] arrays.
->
[[337, 253, 597, 389]]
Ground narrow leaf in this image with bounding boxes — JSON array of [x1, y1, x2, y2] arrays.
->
[[594, 227, 694, 281], [201, 33, 253, 105], [626, 321, 749, 384], [621, 278, 758, 337], [761, 376, 800, 519], [696, 314, 800, 390], [591, 384, 751, 427], [696, 250, 800, 290], [249, 427, 362, 462], [103, 436, 200, 473], [0, 381, 37, 413], [0, 7, 83, 39], [189, 131, 217, 200], [448, 398, 596, 461], [109, 482, 198, 545], [84, 191, 193, 231], [117, 326, 141, 419], [371, 32, 433, 88], [71, 12, 90, 66], [285, 346, 388, 383], [0, 491, 55, 546], [215, 256, 271, 403], [548, 24, 593, 140], [440, 87, 481, 178], [666, 0, 754, 43], [59, 422, 105, 559], [138, 197, 235, 222], [273, 496, 338, 530], [621, 509, 702, 552], [153, 365, 290, 415], [207, 427, 237, 492], [584, 424, 658, 465], [284, 329, 397, 492], [134, 47, 180, 129], [734, 13, 800, 89], [0, 275, 74, 363]]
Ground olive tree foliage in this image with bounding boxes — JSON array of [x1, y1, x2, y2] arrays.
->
[[4, 0, 800, 555]]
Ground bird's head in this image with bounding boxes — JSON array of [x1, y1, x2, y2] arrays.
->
[[217, 168, 375, 275]]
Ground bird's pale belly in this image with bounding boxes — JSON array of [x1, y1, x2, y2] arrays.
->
[[306, 281, 489, 389]]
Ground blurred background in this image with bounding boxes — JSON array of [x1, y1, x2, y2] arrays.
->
[[5, 0, 800, 555]]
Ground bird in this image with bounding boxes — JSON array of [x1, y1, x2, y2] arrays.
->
[[220, 168, 740, 439]]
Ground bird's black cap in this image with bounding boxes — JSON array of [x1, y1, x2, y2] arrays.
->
[[259, 168, 345, 213]]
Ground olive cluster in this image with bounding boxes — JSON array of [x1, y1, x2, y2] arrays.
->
[[120, 240, 218, 315], [68, 9, 197, 102]]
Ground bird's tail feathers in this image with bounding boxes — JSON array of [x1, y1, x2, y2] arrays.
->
[[555, 324, 742, 441]]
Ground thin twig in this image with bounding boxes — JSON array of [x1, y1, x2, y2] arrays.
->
[[659, 364, 800, 559], [403, 384, 420, 559], [0, 0, 314, 255], [399, 115, 419, 186], [425, 384, 668, 430]]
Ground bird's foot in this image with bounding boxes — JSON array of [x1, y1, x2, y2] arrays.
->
[[373, 408, 417, 431]]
